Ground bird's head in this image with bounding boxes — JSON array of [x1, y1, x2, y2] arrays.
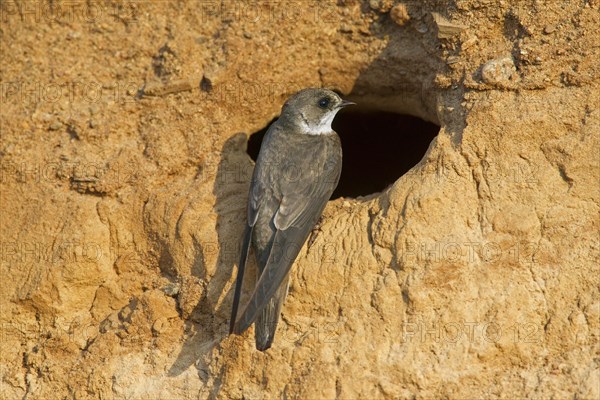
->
[[280, 88, 355, 135]]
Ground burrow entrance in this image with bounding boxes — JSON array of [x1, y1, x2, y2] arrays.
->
[[247, 108, 440, 199]]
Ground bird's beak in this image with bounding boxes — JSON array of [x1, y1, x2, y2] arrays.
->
[[339, 100, 356, 108]]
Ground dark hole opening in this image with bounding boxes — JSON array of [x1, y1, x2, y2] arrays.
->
[[246, 109, 440, 199]]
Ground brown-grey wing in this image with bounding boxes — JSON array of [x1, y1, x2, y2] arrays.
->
[[274, 157, 341, 230], [246, 123, 280, 229], [233, 154, 341, 334], [229, 128, 275, 334]]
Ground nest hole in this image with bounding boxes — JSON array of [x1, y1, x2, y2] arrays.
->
[[247, 108, 440, 199]]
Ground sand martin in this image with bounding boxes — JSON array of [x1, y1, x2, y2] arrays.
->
[[230, 88, 354, 350]]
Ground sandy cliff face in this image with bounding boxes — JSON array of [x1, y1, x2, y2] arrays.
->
[[1, 1, 598, 399]]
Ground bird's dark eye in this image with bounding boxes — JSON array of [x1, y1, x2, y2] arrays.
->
[[318, 97, 330, 108]]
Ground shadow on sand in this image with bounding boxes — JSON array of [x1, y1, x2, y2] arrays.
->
[[167, 133, 254, 394]]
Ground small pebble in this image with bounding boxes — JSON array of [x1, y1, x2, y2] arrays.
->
[[162, 283, 180, 297], [390, 3, 410, 26], [152, 318, 168, 334], [49, 121, 63, 131], [340, 24, 353, 33], [415, 22, 428, 33], [369, 0, 381, 10], [66, 31, 81, 40], [481, 55, 516, 86], [543, 24, 556, 34]]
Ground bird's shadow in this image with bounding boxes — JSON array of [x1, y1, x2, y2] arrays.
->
[[167, 133, 254, 388]]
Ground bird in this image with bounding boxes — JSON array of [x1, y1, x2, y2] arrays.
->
[[229, 88, 354, 351]]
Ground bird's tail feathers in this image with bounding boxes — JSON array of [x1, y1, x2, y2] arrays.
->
[[230, 224, 252, 334], [255, 275, 289, 351]]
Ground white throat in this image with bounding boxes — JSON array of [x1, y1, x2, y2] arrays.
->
[[300, 109, 340, 135]]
